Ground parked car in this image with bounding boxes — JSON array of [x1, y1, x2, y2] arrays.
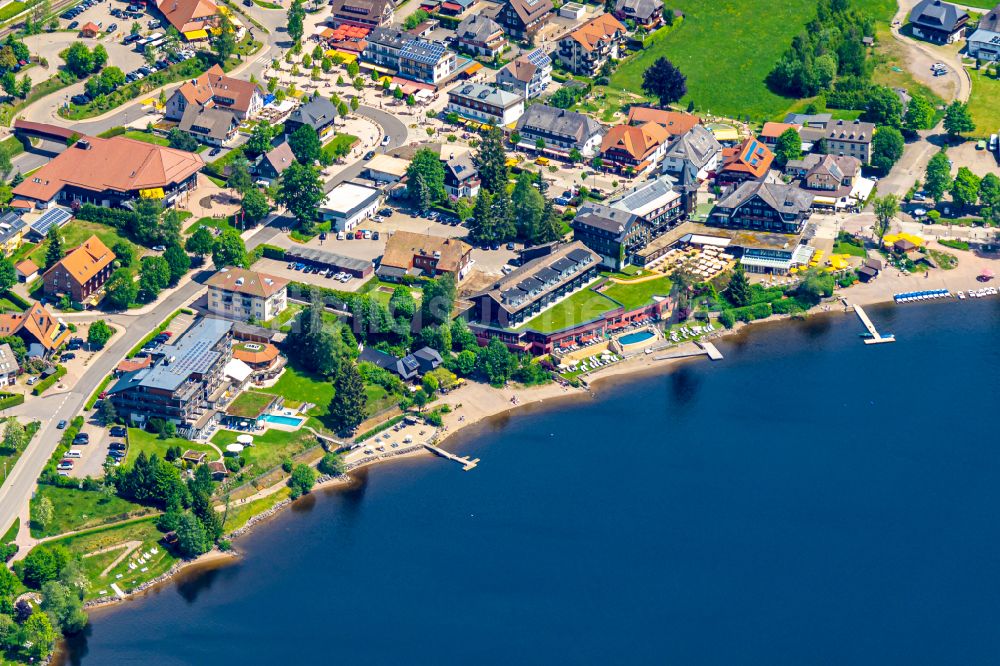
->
[[109, 442, 127, 452], [379, 207, 393, 216], [110, 426, 127, 437], [26, 376, 37, 385], [57, 460, 74, 471], [107, 22, 117, 31], [209, 146, 221, 156], [57, 420, 67, 429], [506, 242, 515, 250], [372, 231, 380, 240], [336, 231, 345, 240], [68, 20, 79, 29], [355, 230, 364, 239], [381, 135, 391, 146], [61, 352, 76, 361]]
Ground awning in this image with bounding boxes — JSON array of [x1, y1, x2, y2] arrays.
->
[[184, 29, 209, 40], [139, 187, 165, 199], [464, 62, 483, 76]]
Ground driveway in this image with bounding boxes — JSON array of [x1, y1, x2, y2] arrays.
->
[[890, 0, 970, 104]]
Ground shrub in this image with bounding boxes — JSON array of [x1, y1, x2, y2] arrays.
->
[[32, 365, 67, 396], [939, 239, 969, 251], [718, 310, 736, 328], [260, 244, 286, 260], [0, 392, 24, 410]]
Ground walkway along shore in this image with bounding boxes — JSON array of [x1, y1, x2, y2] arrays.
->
[[73, 255, 1000, 613]]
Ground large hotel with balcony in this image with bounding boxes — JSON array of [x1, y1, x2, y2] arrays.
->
[[107, 318, 234, 438]]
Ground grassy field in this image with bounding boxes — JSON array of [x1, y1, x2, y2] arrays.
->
[[321, 134, 359, 162], [123, 130, 170, 147], [263, 303, 303, 331], [834, 239, 868, 257], [602, 275, 673, 310], [259, 361, 400, 425], [222, 487, 292, 533], [26, 220, 141, 273], [126, 428, 217, 466], [226, 391, 277, 419], [45, 517, 180, 599], [966, 70, 1000, 139], [0, 295, 24, 312], [610, 0, 897, 120], [517, 283, 619, 333], [30, 486, 152, 539], [212, 427, 318, 475]]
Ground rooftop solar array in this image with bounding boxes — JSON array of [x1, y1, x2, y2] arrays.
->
[[401, 40, 447, 65], [30, 207, 72, 237], [524, 47, 551, 67], [138, 318, 232, 392]]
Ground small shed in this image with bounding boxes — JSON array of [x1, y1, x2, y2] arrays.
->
[[15, 259, 38, 283], [182, 450, 207, 465], [208, 461, 229, 480], [559, 1, 585, 18], [80, 22, 100, 37], [893, 238, 917, 253], [857, 265, 878, 282]]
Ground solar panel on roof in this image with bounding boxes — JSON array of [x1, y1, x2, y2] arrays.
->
[[31, 207, 72, 236]]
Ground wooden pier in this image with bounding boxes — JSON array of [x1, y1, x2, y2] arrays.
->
[[853, 304, 895, 344], [424, 443, 479, 471], [653, 341, 724, 362]]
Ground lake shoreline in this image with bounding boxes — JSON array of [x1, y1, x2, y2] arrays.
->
[[67, 260, 995, 621]]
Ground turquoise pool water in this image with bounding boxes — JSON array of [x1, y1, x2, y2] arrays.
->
[[618, 330, 655, 345], [261, 414, 305, 427]]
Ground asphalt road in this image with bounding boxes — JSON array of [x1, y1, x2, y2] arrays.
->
[[0, 220, 283, 541]]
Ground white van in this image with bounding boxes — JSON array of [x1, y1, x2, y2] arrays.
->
[[990, 134, 998, 152], [66, 449, 82, 459], [337, 231, 345, 240]]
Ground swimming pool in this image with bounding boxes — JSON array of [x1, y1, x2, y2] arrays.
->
[[618, 330, 655, 345], [261, 414, 305, 427]]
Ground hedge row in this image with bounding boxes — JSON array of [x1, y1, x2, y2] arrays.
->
[[85, 374, 114, 410], [721, 302, 774, 326], [32, 365, 66, 396], [1, 290, 32, 310], [0, 391, 25, 410], [260, 244, 285, 260]]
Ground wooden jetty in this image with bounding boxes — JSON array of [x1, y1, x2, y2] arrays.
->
[[653, 341, 724, 362], [853, 304, 896, 344], [424, 443, 479, 471]]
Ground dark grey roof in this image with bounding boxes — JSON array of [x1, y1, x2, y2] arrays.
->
[[909, 0, 967, 31], [573, 202, 640, 238], [412, 346, 442, 366], [284, 247, 372, 272], [288, 97, 338, 131], [663, 125, 722, 169], [0, 212, 26, 245], [515, 104, 603, 146], [533, 266, 559, 284], [825, 119, 875, 143], [782, 112, 832, 128], [367, 26, 410, 49], [980, 3, 1000, 32], [359, 346, 419, 379], [449, 83, 522, 109], [110, 318, 232, 394], [716, 181, 814, 215], [445, 153, 478, 182], [178, 105, 237, 141], [474, 241, 599, 312], [456, 14, 502, 43], [614, 0, 662, 21]]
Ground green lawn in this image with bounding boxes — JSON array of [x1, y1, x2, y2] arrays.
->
[[0, 295, 25, 312], [516, 283, 619, 333], [602, 275, 673, 310], [226, 390, 277, 419], [126, 428, 218, 466], [212, 427, 318, 474], [967, 70, 1000, 140], [30, 486, 152, 539], [186, 215, 239, 236], [223, 487, 291, 533], [2, 518, 18, 544], [26, 220, 141, 273], [264, 303, 303, 331], [610, 0, 896, 119], [834, 240, 867, 258], [259, 361, 397, 426], [321, 134, 359, 162], [123, 130, 170, 147], [44, 517, 180, 599]]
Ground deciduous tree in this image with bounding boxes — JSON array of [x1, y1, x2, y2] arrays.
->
[[773, 128, 802, 167], [211, 228, 250, 268], [87, 320, 113, 349], [276, 161, 323, 232], [872, 193, 899, 247]]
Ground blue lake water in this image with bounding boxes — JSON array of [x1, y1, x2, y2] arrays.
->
[[62, 300, 1000, 665]]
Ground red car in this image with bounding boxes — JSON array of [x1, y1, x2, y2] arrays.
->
[[355, 230, 364, 239]]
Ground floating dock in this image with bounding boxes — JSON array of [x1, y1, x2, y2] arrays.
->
[[425, 443, 479, 471], [853, 304, 895, 344]]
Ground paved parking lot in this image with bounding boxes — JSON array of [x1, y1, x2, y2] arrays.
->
[[266, 206, 518, 279], [68, 421, 115, 479], [253, 258, 372, 293]]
